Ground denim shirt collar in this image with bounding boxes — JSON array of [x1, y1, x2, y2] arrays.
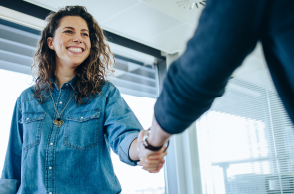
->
[[50, 76, 76, 91]]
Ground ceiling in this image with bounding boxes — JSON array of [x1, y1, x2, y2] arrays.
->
[[24, 0, 203, 54], [2, 0, 267, 80]]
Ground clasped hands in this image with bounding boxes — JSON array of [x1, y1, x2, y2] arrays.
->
[[136, 130, 167, 173]]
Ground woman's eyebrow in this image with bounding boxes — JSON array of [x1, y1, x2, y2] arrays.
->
[[63, 27, 75, 30], [63, 27, 89, 32]]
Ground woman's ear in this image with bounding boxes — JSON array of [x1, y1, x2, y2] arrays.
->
[[47, 37, 54, 50]]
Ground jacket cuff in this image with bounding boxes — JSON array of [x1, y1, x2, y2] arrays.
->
[[119, 132, 139, 166], [0, 179, 20, 194]]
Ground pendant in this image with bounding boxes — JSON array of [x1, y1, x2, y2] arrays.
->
[[53, 117, 64, 127]]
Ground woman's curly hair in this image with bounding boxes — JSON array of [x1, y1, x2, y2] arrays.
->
[[32, 6, 114, 105]]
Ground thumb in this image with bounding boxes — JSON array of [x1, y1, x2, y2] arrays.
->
[[137, 129, 145, 143], [137, 129, 145, 152]]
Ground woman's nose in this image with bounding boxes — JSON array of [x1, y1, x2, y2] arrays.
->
[[73, 34, 83, 43]]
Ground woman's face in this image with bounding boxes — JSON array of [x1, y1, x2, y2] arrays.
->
[[47, 16, 91, 69]]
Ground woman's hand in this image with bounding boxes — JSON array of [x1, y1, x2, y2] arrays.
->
[[137, 130, 167, 173]]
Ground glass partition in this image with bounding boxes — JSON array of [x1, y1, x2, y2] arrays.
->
[[196, 57, 294, 194]]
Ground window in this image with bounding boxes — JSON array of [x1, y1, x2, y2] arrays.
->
[[196, 64, 294, 193], [0, 69, 33, 171]]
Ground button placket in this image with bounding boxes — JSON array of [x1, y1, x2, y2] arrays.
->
[[46, 89, 66, 194], [47, 88, 73, 193]]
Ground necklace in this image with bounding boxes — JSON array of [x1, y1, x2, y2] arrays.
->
[[50, 90, 73, 127]]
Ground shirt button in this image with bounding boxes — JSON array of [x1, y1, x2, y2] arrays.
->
[[50, 143, 53, 145], [27, 118, 29, 120], [81, 117, 83, 119], [49, 167, 52, 170], [66, 84, 68, 86], [49, 192, 52, 194], [59, 101, 62, 104]]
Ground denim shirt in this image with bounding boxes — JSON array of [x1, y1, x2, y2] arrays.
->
[[0, 77, 142, 194]]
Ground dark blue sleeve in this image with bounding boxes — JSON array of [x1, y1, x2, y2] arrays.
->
[[154, 0, 268, 134]]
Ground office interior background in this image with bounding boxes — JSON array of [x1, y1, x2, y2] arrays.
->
[[0, 0, 293, 194]]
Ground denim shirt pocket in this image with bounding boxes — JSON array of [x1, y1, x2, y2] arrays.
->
[[19, 112, 46, 150], [64, 109, 100, 150]]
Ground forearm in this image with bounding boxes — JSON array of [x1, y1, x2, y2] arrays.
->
[[148, 115, 172, 147], [129, 138, 139, 161]]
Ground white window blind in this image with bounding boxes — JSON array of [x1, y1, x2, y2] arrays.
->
[[196, 62, 294, 193]]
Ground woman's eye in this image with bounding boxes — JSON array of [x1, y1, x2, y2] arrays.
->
[[83, 33, 89, 37], [64, 30, 72, 33]]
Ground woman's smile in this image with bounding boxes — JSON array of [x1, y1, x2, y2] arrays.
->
[[66, 46, 85, 54]]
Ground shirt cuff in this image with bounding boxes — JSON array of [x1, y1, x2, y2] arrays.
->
[[0, 179, 20, 194], [119, 132, 139, 166]]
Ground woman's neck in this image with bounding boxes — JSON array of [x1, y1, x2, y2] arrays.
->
[[54, 66, 76, 90]]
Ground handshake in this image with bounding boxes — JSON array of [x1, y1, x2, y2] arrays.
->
[[136, 129, 168, 173]]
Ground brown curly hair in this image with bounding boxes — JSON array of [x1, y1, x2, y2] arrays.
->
[[32, 6, 114, 105]]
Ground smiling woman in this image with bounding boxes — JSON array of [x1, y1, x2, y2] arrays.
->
[[0, 6, 165, 194], [32, 6, 114, 105]]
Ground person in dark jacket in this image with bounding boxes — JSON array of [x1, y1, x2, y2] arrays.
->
[[138, 0, 294, 168]]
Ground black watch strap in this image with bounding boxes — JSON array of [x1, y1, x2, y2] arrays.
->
[[142, 128, 170, 152], [144, 139, 165, 151]]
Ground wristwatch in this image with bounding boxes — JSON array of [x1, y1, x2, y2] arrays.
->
[[142, 128, 169, 152]]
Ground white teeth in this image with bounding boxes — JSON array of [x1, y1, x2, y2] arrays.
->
[[67, 47, 82, 53]]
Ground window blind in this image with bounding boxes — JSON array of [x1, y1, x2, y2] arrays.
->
[[0, 20, 157, 98], [196, 59, 294, 193]]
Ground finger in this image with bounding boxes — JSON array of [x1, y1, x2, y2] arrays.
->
[[138, 157, 164, 166], [156, 162, 165, 171], [142, 162, 164, 173], [146, 160, 165, 171], [139, 156, 163, 166], [143, 145, 167, 156], [143, 162, 163, 169], [143, 159, 165, 169], [142, 166, 160, 172], [142, 159, 163, 167], [145, 156, 166, 165], [148, 152, 167, 160], [143, 166, 162, 173], [148, 161, 165, 173], [143, 157, 165, 164], [137, 161, 143, 166]]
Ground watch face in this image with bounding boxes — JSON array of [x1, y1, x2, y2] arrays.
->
[[143, 138, 148, 147], [143, 130, 149, 146]]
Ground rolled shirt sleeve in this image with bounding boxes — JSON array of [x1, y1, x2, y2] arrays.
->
[[0, 98, 22, 193], [104, 84, 142, 166], [118, 132, 140, 166]]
